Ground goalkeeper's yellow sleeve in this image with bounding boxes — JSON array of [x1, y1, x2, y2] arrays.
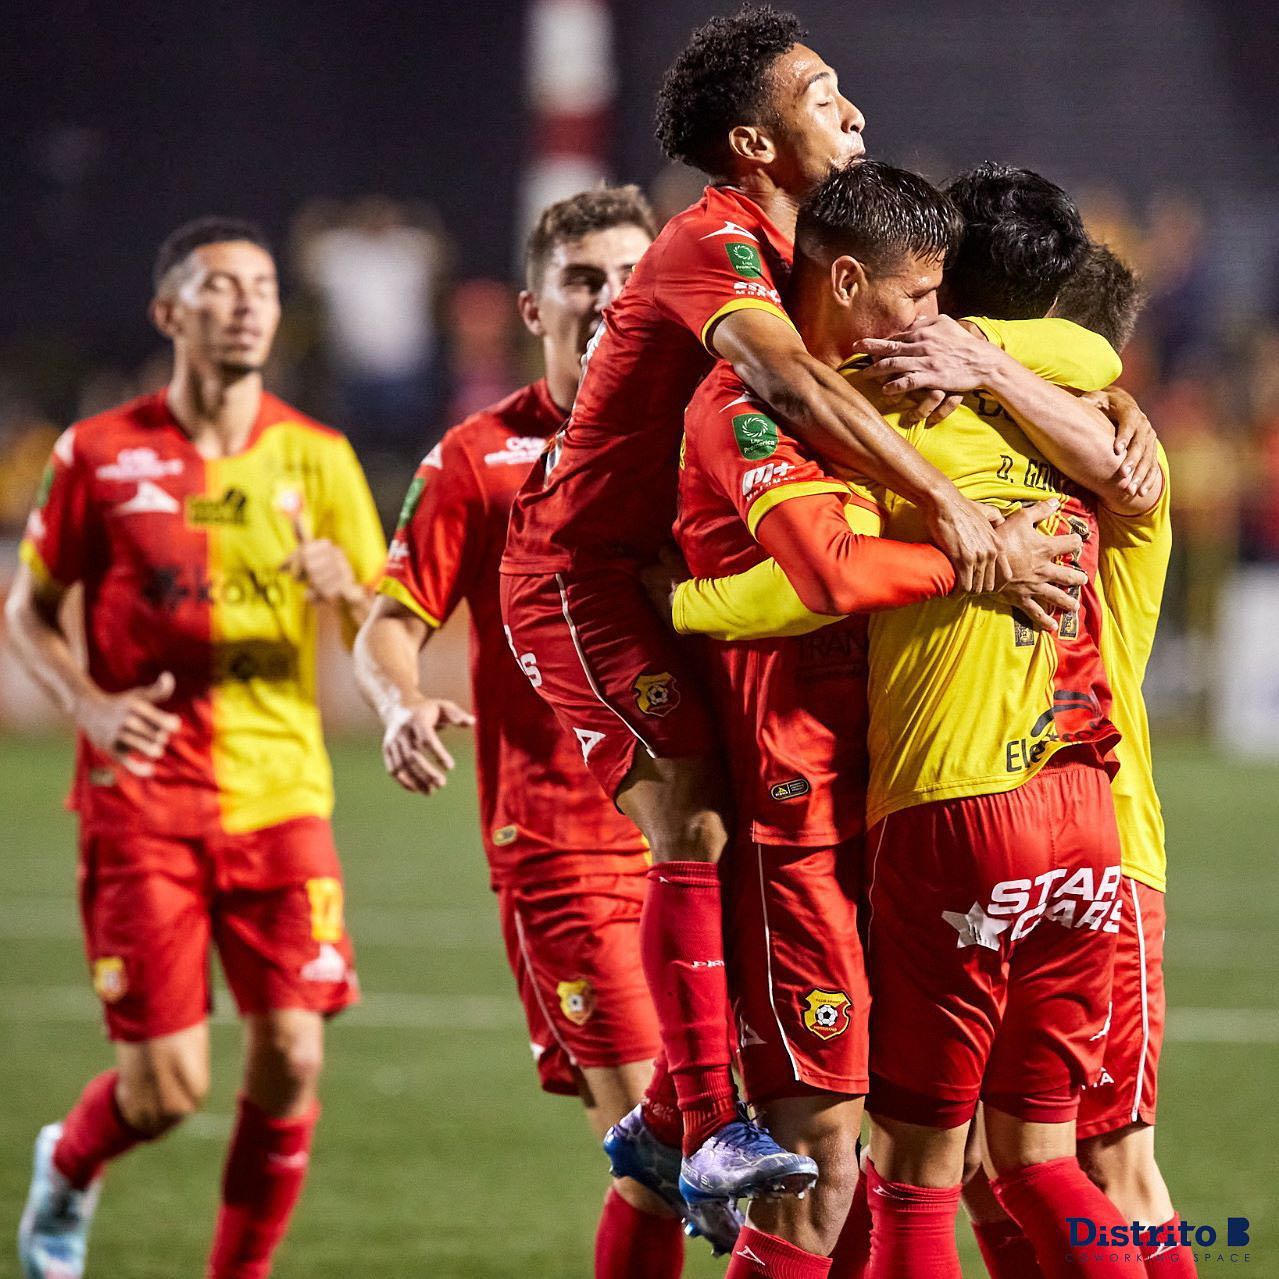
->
[[965, 316, 1121, 391], [672, 557, 839, 642]]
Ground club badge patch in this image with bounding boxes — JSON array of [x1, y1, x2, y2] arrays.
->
[[802, 989, 852, 1040], [557, 979, 594, 1026], [633, 671, 680, 717], [93, 957, 127, 1004]]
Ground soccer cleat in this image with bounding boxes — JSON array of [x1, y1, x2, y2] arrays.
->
[[603, 1104, 743, 1254], [678, 1108, 819, 1204], [18, 1124, 100, 1279]]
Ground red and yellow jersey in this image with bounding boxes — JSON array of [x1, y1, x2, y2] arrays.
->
[[379, 381, 647, 889], [502, 185, 794, 575], [20, 391, 385, 842], [675, 362, 876, 846], [1095, 446, 1172, 891]]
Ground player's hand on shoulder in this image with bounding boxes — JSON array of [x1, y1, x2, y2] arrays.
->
[[639, 547, 691, 629], [854, 314, 997, 400], [986, 499, 1086, 633], [381, 696, 475, 795], [77, 671, 181, 778]]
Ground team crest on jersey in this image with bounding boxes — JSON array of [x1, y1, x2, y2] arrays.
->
[[93, 957, 127, 1004], [633, 671, 680, 717], [557, 979, 594, 1026], [732, 411, 778, 460], [725, 241, 764, 278], [801, 989, 852, 1040], [492, 825, 517, 847]]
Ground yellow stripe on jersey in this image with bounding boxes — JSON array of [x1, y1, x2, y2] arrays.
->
[[745, 479, 849, 536], [376, 577, 442, 629], [204, 421, 386, 834], [17, 538, 63, 598], [965, 317, 1122, 391], [1096, 446, 1172, 890], [700, 298, 797, 354]]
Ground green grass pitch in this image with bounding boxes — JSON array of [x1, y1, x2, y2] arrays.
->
[[0, 734, 1276, 1276]]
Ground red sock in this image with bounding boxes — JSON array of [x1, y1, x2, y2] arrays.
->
[[641, 862, 737, 1154], [992, 1156, 1146, 1279], [864, 1159, 963, 1279], [1141, 1217, 1198, 1277], [640, 1053, 684, 1149], [971, 1216, 1046, 1278], [594, 1186, 684, 1279], [206, 1096, 318, 1279], [52, 1071, 152, 1189], [727, 1226, 832, 1277], [828, 1162, 872, 1278]]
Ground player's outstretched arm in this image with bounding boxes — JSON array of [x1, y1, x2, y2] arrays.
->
[[353, 595, 474, 795], [4, 564, 180, 776], [711, 308, 1002, 592]]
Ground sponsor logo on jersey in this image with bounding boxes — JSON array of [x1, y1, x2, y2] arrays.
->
[[423, 442, 444, 469], [386, 537, 411, 563], [142, 564, 290, 613], [557, 979, 594, 1026], [741, 459, 793, 497], [633, 671, 679, 717], [770, 777, 811, 801], [97, 448, 184, 482], [574, 727, 605, 760], [802, 988, 852, 1039], [492, 825, 518, 847], [396, 476, 427, 531], [186, 486, 249, 526], [944, 864, 1124, 949], [113, 481, 180, 516], [726, 241, 764, 279], [700, 220, 759, 242], [484, 436, 547, 467], [732, 279, 784, 305], [733, 411, 779, 460], [300, 942, 348, 984], [93, 956, 127, 1003]]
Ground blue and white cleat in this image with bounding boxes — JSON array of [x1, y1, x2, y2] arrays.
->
[[18, 1124, 100, 1279], [603, 1104, 743, 1255], [678, 1109, 818, 1204]]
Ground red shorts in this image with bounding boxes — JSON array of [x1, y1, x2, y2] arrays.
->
[[78, 817, 357, 1043], [499, 567, 717, 801], [866, 757, 1122, 1128], [722, 839, 871, 1105], [497, 870, 661, 1096], [1077, 877, 1165, 1138]]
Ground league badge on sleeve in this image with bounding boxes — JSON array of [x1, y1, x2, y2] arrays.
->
[[801, 989, 852, 1040]]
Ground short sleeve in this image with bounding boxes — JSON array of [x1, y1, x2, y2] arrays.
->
[[314, 436, 387, 586], [652, 223, 794, 354], [378, 434, 486, 628], [19, 428, 93, 593]]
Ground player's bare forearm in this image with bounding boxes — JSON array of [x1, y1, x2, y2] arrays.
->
[[3, 566, 100, 719], [337, 585, 374, 647], [984, 354, 1145, 513], [353, 596, 432, 725]]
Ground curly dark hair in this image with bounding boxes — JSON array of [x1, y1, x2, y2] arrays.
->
[[654, 5, 804, 178], [524, 185, 657, 289], [796, 160, 962, 275], [943, 162, 1089, 320], [1053, 242, 1146, 349], [153, 216, 271, 294]]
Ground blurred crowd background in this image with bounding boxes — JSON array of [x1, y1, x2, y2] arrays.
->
[[3, 0, 1279, 743]]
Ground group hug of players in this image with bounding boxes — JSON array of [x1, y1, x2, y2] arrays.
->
[[10, 6, 1194, 1279]]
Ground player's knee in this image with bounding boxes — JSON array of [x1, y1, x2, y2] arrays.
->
[[1078, 1136, 1168, 1220], [118, 1054, 208, 1134], [645, 808, 728, 863], [250, 1019, 325, 1108]]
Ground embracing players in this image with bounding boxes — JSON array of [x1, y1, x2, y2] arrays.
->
[[11, 218, 385, 1279], [499, 5, 1081, 1204], [353, 186, 739, 1269]]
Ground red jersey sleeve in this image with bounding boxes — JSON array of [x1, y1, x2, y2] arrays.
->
[[19, 428, 96, 592], [652, 220, 793, 354], [379, 433, 486, 628]]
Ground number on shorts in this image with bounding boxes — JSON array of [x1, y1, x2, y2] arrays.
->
[[306, 878, 345, 943], [504, 626, 543, 688]]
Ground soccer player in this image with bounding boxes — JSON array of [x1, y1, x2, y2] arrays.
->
[[950, 250, 1196, 1279], [669, 163, 1160, 1278], [352, 186, 738, 1270], [499, 6, 1085, 1198], [10, 218, 385, 1279], [670, 160, 1131, 1279]]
